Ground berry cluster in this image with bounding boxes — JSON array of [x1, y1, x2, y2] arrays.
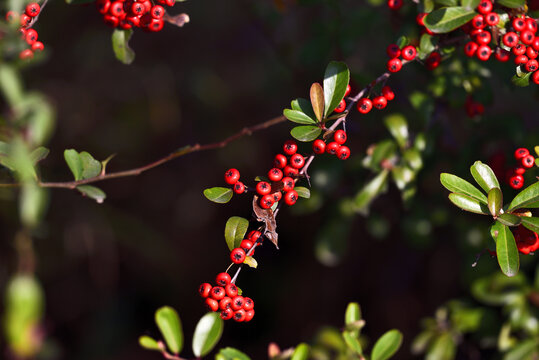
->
[[462, 2, 539, 84], [356, 85, 396, 114], [199, 272, 255, 322], [312, 129, 350, 160], [229, 230, 263, 265], [386, 43, 417, 73], [5, 3, 45, 60], [507, 147, 536, 189], [513, 225, 539, 254], [95, 0, 171, 32]]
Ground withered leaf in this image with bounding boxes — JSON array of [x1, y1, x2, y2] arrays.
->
[[252, 196, 279, 249], [164, 13, 190, 27]]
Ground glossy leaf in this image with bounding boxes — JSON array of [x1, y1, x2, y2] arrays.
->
[[497, 213, 521, 227], [371, 329, 403, 360], [488, 188, 503, 217], [461, 0, 480, 9], [511, 72, 531, 87], [291, 98, 317, 120], [343, 331, 363, 355], [139, 336, 161, 351], [521, 216, 539, 233], [497, 0, 525, 8], [310, 83, 325, 121], [440, 173, 487, 203], [295, 186, 311, 199], [192, 312, 223, 357], [419, 34, 438, 59], [470, 161, 500, 193], [396, 36, 409, 49], [507, 181, 539, 211], [323, 61, 350, 118], [436, 0, 458, 5], [204, 187, 233, 204], [283, 109, 317, 125], [64, 149, 83, 181], [216, 347, 251, 360], [448, 193, 490, 215], [495, 224, 519, 277], [354, 170, 389, 215], [345, 302, 361, 325], [77, 185, 106, 204], [243, 256, 258, 268], [29, 147, 49, 165], [79, 152, 102, 179], [291, 343, 310, 360], [112, 29, 135, 65], [155, 306, 183, 354], [224, 216, 249, 251], [290, 126, 322, 142], [384, 114, 408, 149], [424, 7, 476, 33], [426, 333, 455, 360]]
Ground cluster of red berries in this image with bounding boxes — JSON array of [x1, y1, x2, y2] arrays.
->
[[312, 129, 350, 160], [507, 148, 536, 189], [513, 225, 539, 254], [356, 85, 395, 114], [5, 3, 45, 60], [229, 230, 263, 265], [199, 272, 255, 322], [95, 0, 171, 32], [464, 96, 485, 117]]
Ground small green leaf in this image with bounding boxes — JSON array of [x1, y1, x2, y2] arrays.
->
[[426, 333, 455, 360], [535, 146, 539, 157], [354, 170, 389, 215], [497, 213, 521, 226], [139, 336, 161, 351], [496, 0, 525, 8], [323, 61, 350, 118], [216, 347, 251, 360], [155, 306, 183, 354], [283, 109, 317, 125], [291, 98, 317, 119], [112, 29, 135, 65], [392, 166, 415, 191], [345, 302, 361, 325], [424, 7, 476, 33], [436, 0, 458, 6], [384, 114, 409, 149], [310, 83, 325, 121], [371, 329, 403, 360], [204, 187, 233, 204], [440, 173, 487, 203], [0, 65, 24, 107], [192, 312, 223, 357], [243, 256, 258, 268], [79, 152, 102, 179], [503, 339, 539, 360], [342, 331, 363, 355], [65, 0, 94, 4], [224, 216, 249, 251], [521, 217, 539, 233], [461, 0, 480, 9], [291, 343, 310, 360], [77, 185, 106, 203], [396, 36, 409, 49], [29, 147, 49, 165], [64, 149, 83, 181], [470, 161, 500, 193], [290, 126, 322, 142], [507, 182, 539, 212], [488, 188, 503, 217], [295, 186, 311, 199], [419, 34, 438, 58], [496, 224, 519, 277], [20, 182, 48, 228], [448, 193, 490, 215], [511, 72, 531, 87]]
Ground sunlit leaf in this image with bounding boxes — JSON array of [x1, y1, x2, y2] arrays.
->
[[192, 312, 223, 357]]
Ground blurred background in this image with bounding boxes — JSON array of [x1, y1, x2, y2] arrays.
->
[[0, 0, 538, 359]]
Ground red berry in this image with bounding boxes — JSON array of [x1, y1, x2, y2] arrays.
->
[[230, 248, 246, 264], [503, 32, 519, 48], [268, 168, 283, 182], [382, 86, 395, 100], [110, 1, 125, 17], [526, 18, 538, 33], [386, 43, 401, 58], [19, 49, 33, 60], [25, 3, 40, 17], [522, 155, 535, 168], [219, 297, 232, 310], [464, 41, 478, 57], [509, 174, 524, 189], [211, 286, 226, 301], [96, 0, 111, 13], [476, 45, 491, 61], [533, 70, 539, 84], [357, 98, 373, 114], [494, 48, 510, 62], [527, 46, 538, 59], [151, 5, 165, 18], [224, 168, 240, 185], [20, 14, 32, 27], [142, 0, 152, 12], [225, 283, 238, 297], [401, 45, 417, 60], [334, 130, 347, 144], [284, 190, 298, 206], [290, 153, 305, 169], [5, 11, 18, 23], [416, 13, 427, 26], [220, 308, 233, 320], [475, 31, 491, 45], [513, 17, 526, 32], [313, 139, 326, 154], [248, 230, 262, 242], [271, 191, 282, 203], [283, 140, 297, 155], [199, 283, 212, 298], [32, 41, 44, 52], [244, 309, 255, 322], [515, 148, 530, 159], [477, 0, 492, 14], [515, 167, 526, 175], [259, 194, 275, 209], [205, 298, 219, 312], [256, 181, 271, 195], [283, 165, 298, 177], [525, 59, 539, 72], [512, 43, 526, 56], [274, 154, 287, 168], [282, 177, 294, 192], [233, 181, 245, 194], [240, 239, 254, 252], [387, 0, 403, 10], [485, 12, 499, 26], [216, 272, 231, 287], [103, 15, 119, 27], [164, 0, 174, 6], [337, 145, 351, 160], [131, 2, 145, 15], [344, 84, 351, 97], [334, 99, 346, 113], [148, 19, 164, 32], [326, 141, 340, 155], [515, 55, 529, 66], [425, 52, 442, 70], [233, 309, 246, 322], [243, 297, 254, 310], [387, 58, 402, 72], [472, 14, 485, 29], [25, 29, 38, 45], [231, 296, 244, 311], [521, 31, 535, 45], [373, 96, 388, 109]]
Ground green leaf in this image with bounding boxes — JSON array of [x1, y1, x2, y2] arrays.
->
[[291, 98, 317, 120], [371, 329, 403, 360], [20, 182, 48, 228], [364, 140, 397, 171], [440, 173, 487, 203], [503, 339, 539, 360], [64, 149, 83, 181], [79, 152, 102, 179], [419, 34, 438, 58], [345, 302, 361, 325], [290, 126, 322, 142], [323, 61, 350, 118], [283, 109, 317, 125], [392, 166, 415, 191], [65, 0, 94, 4], [155, 306, 183, 354], [204, 187, 233, 204], [511, 72, 531, 87], [9, 138, 37, 181], [112, 29, 135, 65], [384, 114, 409, 149], [495, 225, 519, 277], [426, 333, 455, 360], [521, 217, 539, 233], [192, 312, 224, 357], [470, 161, 500, 193], [343, 331, 363, 355], [76, 185, 106, 204], [424, 7, 476, 34], [354, 170, 389, 215], [29, 147, 49, 165], [488, 188, 503, 217], [224, 216, 249, 251], [448, 193, 490, 215], [461, 0, 480, 9], [497, 213, 521, 226], [310, 83, 325, 121], [291, 343, 310, 360], [396, 36, 409, 49], [295, 186, 311, 199], [216, 347, 251, 360], [0, 65, 24, 106], [243, 256, 258, 268], [507, 182, 539, 212], [497, 0, 525, 8], [139, 336, 161, 351], [436, 0, 458, 5]]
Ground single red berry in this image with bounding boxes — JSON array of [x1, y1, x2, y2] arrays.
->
[[248, 230, 262, 242], [224, 168, 240, 185], [126, 15, 140, 28], [485, 12, 499, 26], [240, 239, 254, 252], [225, 283, 238, 297], [283, 140, 297, 155], [373, 96, 388, 109], [533, 70, 539, 84], [401, 45, 417, 60], [164, 0, 174, 6], [509, 174, 524, 189], [503, 32, 519, 48], [527, 46, 538, 59], [148, 18, 164, 32], [199, 283, 212, 298], [233, 181, 245, 194], [526, 18, 538, 32], [32, 41, 44, 52], [205, 298, 219, 312], [477, 0, 493, 14], [268, 168, 283, 182], [5, 11, 18, 23], [109, 1, 125, 17], [233, 309, 246, 322], [231, 296, 245, 311], [216, 272, 231, 287], [386, 43, 401, 58], [20, 14, 32, 27], [344, 84, 351, 97], [382, 86, 395, 101], [142, 0, 152, 12], [513, 17, 526, 32], [425, 52, 442, 70], [326, 141, 340, 155], [533, 37, 539, 51], [337, 145, 351, 160], [25, 3, 40, 17], [274, 154, 287, 168], [512, 44, 527, 56], [243, 297, 254, 310], [19, 49, 33, 60], [290, 153, 305, 169], [151, 5, 165, 18], [334, 130, 347, 144], [140, 13, 152, 27], [521, 31, 535, 45], [244, 309, 255, 322], [96, 0, 111, 13], [525, 59, 539, 72], [387, 0, 403, 10], [387, 58, 402, 72], [357, 98, 373, 114], [283, 165, 298, 177], [472, 14, 485, 29], [476, 45, 491, 61], [271, 191, 282, 203], [282, 177, 294, 192], [260, 194, 275, 209], [256, 181, 271, 195], [313, 139, 326, 154], [25, 29, 38, 45], [470, 28, 483, 37], [334, 99, 346, 113], [219, 297, 232, 310], [131, 2, 145, 15], [416, 13, 427, 26], [515, 148, 530, 159], [522, 155, 535, 168], [494, 47, 510, 62], [475, 31, 491, 45], [284, 190, 298, 206], [119, 18, 134, 30], [464, 41, 478, 57], [515, 55, 529, 66], [514, 167, 526, 175], [220, 308, 233, 320], [211, 286, 225, 301], [230, 248, 246, 264]]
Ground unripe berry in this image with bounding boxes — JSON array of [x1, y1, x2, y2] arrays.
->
[[283, 140, 297, 155], [216, 272, 231, 287], [357, 98, 372, 114], [224, 168, 240, 185], [326, 141, 340, 155], [205, 298, 219, 312], [230, 248, 246, 264], [313, 139, 326, 154], [334, 130, 347, 144], [290, 153, 305, 169], [334, 99, 346, 113], [260, 194, 275, 209], [233, 181, 245, 194], [401, 45, 417, 60], [373, 96, 388, 109], [225, 283, 238, 297], [284, 190, 298, 206], [337, 145, 351, 160], [282, 177, 294, 192], [387, 58, 402, 72], [199, 283, 212, 298], [386, 43, 401, 58], [274, 154, 287, 168], [522, 155, 535, 168], [382, 86, 395, 100]]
